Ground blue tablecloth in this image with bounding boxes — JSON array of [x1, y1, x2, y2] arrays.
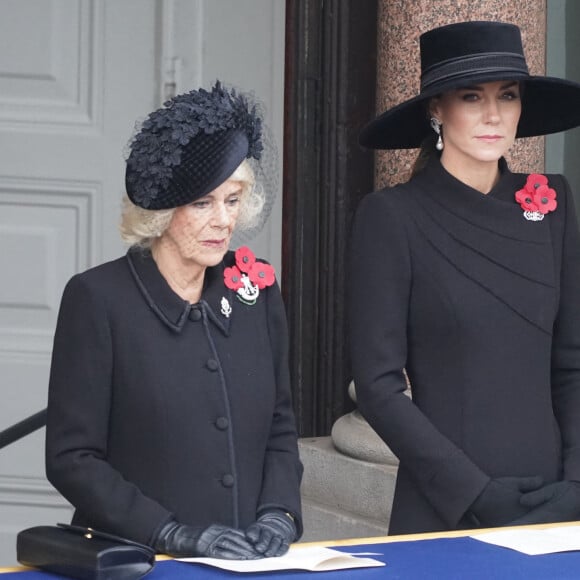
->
[[3, 537, 580, 579]]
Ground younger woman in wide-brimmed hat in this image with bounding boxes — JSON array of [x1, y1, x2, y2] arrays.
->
[[349, 21, 580, 534]]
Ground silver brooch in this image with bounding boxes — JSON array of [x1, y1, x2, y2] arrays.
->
[[220, 297, 232, 318], [523, 210, 545, 222]]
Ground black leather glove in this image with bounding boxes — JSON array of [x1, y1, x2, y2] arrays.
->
[[508, 481, 580, 526], [245, 510, 297, 557], [468, 475, 544, 527], [155, 520, 259, 559]]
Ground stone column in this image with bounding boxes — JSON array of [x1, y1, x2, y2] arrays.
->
[[374, 0, 547, 188]]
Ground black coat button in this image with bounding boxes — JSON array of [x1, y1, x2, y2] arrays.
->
[[222, 474, 235, 487], [189, 308, 202, 322], [206, 359, 219, 371], [215, 417, 229, 430]]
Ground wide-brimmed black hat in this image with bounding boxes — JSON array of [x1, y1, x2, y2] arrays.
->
[[360, 21, 580, 150], [125, 81, 263, 209]]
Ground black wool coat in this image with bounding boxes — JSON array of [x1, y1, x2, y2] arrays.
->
[[349, 157, 580, 534], [45, 248, 303, 546]]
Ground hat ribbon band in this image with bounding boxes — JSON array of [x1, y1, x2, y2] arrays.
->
[[421, 53, 529, 92]]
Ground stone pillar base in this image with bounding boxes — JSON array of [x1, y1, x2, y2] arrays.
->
[[298, 437, 397, 542]]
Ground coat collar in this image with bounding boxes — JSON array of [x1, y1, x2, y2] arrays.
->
[[411, 156, 546, 243], [126, 248, 233, 336], [399, 157, 557, 334]]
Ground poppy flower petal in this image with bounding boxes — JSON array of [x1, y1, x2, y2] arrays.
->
[[224, 265, 244, 290], [235, 246, 256, 272], [248, 262, 276, 289], [525, 173, 548, 193]]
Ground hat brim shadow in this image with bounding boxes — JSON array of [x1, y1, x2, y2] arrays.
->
[[359, 75, 580, 150]]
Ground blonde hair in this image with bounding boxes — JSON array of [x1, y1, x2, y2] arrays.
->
[[119, 159, 265, 248]]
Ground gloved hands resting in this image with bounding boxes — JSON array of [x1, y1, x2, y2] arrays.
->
[[508, 481, 580, 526], [468, 475, 544, 527], [155, 520, 259, 559], [245, 510, 297, 557]]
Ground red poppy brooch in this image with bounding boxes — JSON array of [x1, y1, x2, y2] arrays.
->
[[515, 174, 557, 222], [223, 246, 276, 307]]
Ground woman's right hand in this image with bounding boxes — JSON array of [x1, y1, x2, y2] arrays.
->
[[468, 475, 544, 527], [155, 520, 259, 559]]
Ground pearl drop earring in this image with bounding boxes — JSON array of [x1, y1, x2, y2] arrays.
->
[[430, 117, 444, 151]]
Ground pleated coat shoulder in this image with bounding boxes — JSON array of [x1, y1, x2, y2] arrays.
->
[[45, 248, 303, 545], [349, 158, 580, 534]]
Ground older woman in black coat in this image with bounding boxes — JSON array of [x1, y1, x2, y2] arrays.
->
[[350, 21, 580, 534], [45, 82, 302, 559]]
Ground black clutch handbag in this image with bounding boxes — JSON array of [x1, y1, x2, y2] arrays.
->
[[16, 523, 156, 580]]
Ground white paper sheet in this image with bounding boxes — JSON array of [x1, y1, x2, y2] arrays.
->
[[178, 546, 385, 573], [471, 525, 580, 555]]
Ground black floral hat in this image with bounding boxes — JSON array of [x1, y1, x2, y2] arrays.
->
[[360, 21, 580, 150], [125, 81, 264, 209]]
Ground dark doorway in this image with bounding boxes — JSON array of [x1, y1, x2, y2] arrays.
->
[[282, 0, 378, 436]]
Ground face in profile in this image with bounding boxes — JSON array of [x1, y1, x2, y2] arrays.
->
[[430, 80, 522, 169], [160, 179, 244, 269]]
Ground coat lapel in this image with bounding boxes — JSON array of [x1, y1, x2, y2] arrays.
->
[[198, 258, 233, 337], [402, 159, 558, 334], [126, 248, 232, 336]]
